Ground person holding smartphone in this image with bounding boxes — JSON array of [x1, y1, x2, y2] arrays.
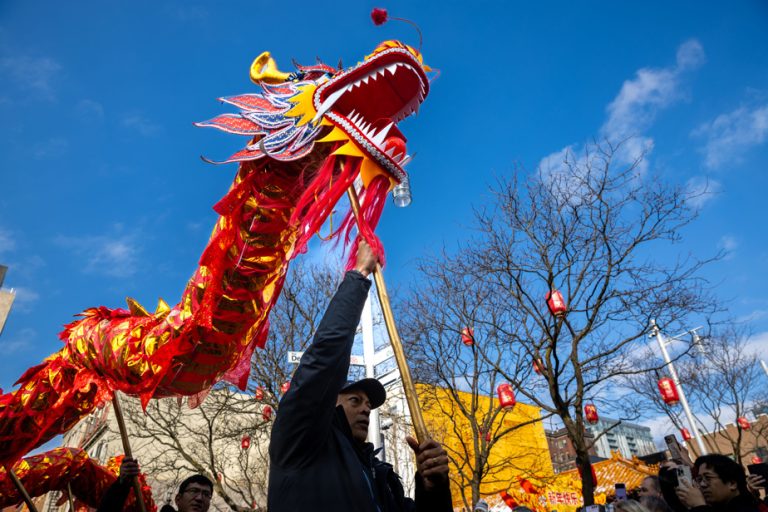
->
[[675, 454, 762, 511]]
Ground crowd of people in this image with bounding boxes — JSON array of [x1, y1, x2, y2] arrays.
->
[[591, 455, 768, 512], [96, 242, 767, 511]]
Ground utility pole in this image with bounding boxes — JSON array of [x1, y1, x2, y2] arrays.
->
[[650, 319, 707, 456]]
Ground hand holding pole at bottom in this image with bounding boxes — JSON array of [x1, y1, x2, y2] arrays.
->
[[406, 436, 450, 492]]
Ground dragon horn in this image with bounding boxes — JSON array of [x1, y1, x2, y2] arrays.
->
[[250, 51, 291, 84]]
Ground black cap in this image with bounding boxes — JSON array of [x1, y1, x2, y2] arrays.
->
[[339, 378, 386, 409]]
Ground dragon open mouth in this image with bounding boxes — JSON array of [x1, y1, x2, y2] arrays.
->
[[313, 45, 429, 181]]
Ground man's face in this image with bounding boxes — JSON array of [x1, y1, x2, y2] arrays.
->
[[638, 477, 659, 497], [337, 389, 371, 443], [175, 483, 212, 512], [695, 463, 738, 505]]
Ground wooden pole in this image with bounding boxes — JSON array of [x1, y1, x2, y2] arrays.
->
[[5, 465, 38, 512], [111, 393, 148, 512], [345, 187, 429, 443], [67, 482, 76, 511]]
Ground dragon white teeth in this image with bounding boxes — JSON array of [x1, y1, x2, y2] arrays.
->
[[371, 122, 394, 146], [386, 63, 399, 74], [385, 147, 396, 157], [312, 86, 348, 123], [399, 155, 412, 166]]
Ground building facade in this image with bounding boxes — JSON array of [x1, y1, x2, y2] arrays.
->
[[692, 414, 768, 462], [418, 385, 554, 509], [545, 428, 599, 473], [586, 417, 656, 459], [0, 265, 16, 337]]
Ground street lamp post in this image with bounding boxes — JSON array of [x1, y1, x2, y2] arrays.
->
[[361, 291, 382, 450], [650, 319, 707, 456]]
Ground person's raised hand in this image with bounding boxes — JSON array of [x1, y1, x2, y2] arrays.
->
[[747, 473, 766, 496], [406, 436, 449, 492], [118, 457, 140, 484], [354, 240, 378, 277], [675, 479, 706, 508]]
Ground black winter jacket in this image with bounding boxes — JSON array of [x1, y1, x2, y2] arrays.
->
[[267, 271, 453, 512]]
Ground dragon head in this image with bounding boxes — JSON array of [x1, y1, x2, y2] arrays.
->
[[199, 40, 430, 189]]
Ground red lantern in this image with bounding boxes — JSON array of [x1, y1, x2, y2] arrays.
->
[[461, 327, 474, 346], [254, 386, 264, 401], [584, 404, 599, 425], [681, 428, 692, 441], [500, 491, 519, 508], [657, 377, 680, 406], [497, 383, 516, 410], [752, 456, 763, 464], [737, 417, 751, 430], [241, 434, 251, 450], [533, 358, 543, 375], [262, 405, 273, 421], [281, 381, 291, 394], [546, 289, 567, 317]]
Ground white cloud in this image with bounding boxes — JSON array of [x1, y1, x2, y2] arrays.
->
[[122, 114, 162, 136], [718, 235, 738, 260], [0, 227, 15, 254], [600, 39, 704, 168], [54, 228, 142, 278], [75, 99, 104, 122], [744, 331, 768, 362], [0, 54, 62, 101], [540, 39, 704, 176], [33, 137, 69, 159], [693, 104, 768, 169], [675, 39, 706, 71], [0, 327, 36, 354], [10, 287, 39, 313], [685, 176, 722, 209]]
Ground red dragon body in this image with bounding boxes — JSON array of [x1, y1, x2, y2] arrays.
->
[[0, 40, 430, 468]]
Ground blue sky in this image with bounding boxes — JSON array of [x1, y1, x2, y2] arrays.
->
[[1, 1, 767, 442]]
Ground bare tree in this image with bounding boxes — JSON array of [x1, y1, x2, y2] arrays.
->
[[407, 140, 718, 505], [402, 259, 556, 510]]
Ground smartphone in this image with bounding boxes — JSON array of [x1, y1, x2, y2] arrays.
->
[[664, 434, 684, 462], [615, 483, 627, 501], [748, 463, 768, 488], [676, 465, 693, 486]]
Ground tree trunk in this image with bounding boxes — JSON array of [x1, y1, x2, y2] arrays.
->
[[575, 452, 596, 506]]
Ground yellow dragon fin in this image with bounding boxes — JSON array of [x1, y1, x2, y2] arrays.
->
[[126, 297, 149, 317], [155, 298, 171, 317]]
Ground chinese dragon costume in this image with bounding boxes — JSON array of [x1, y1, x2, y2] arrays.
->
[[0, 39, 430, 468], [0, 448, 155, 511]]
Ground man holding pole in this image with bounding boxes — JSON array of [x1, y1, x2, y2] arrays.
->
[[267, 241, 453, 511]]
